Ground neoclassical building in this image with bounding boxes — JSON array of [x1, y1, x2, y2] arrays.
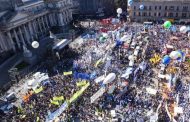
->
[[129, 0, 190, 23], [0, 0, 73, 54]]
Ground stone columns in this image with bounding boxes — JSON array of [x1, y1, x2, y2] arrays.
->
[[28, 22, 34, 41], [7, 31, 16, 51], [52, 13, 57, 25], [45, 15, 50, 28], [48, 14, 53, 26], [23, 25, 31, 44], [37, 18, 43, 33], [13, 29, 21, 49], [58, 13, 64, 26], [41, 16, 46, 31], [32, 20, 38, 38], [63, 12, 67, 24], [0, 32, 8, 51], [18, 27, 26, 46]]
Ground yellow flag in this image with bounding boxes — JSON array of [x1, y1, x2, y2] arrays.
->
[[95, 59, 102, 67], [150, 54, 161, 64], [37, 116, 40, 122], [34, 86, 43, 94], [76, 80, 87, 87], [50, 99, 59, 106], [53, 96, 64, 101], [69, 82, 90, 103], [63, 71, 73, 76]]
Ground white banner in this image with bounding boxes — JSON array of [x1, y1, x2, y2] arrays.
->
[[90, 87, 106, 103]]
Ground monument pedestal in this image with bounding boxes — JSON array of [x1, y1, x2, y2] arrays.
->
[[23, 46, 37, 65]]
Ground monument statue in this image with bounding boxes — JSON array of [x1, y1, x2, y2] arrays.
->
[[23, 45, 32, 58]]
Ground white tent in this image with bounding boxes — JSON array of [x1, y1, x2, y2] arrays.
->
[[120, 35, 129, 42], [121, 67, 133, 79], [103, 73, 116, 84], [146, 87, 157, 95], [94, 75, 105, 83]]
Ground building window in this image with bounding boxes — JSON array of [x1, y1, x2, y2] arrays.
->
[[183, 6, 188, 11], [143, 12, 147, 17], [169, 6, 174, 10], [155, 6, 157, 10], [134, 6, 136, 10], [165, 6, 167, 10], [144, 6, 147, 10], [169, 13, 173, 17], [176, 13, 178, 17], [139, 12, 141, 16], [158, 13, 161, 16], [182, 13, 187, 18], [159, 6, 161, 10], [149, 6, 151, 10], [177, 6, 179, 11], [164, 13, 167, 17], [134, 12, 136, 16], [149, 12, 151, 16], [154, 13, 156, 16]]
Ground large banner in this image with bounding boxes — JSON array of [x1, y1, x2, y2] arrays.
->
[[46, 82, 90, 122], [69, 82, 90, 103], [90, 87, 106, 103], [46, 101, 68, 122]]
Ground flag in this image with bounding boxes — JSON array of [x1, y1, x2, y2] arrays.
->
[[63, 71, 72, 76], [50, 99, 60, 106], [76, 80, 87, 87], [53, 96, 64, 101], [34, 86, 43, 94], [95, 59, 102, 67], [69, 82, 90, 103]]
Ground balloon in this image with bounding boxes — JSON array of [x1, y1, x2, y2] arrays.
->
[[170, 25, 177, 32], [117, 8, 122, 14], [102, 33, 108, 38], [162, 55, 171, 65], [128, 55, 134, 61], [139, 5, 144, 10], [180, 26, 187, 33], [31, 41, 39, 48], [169, 51, 182, 60], [116, 40, 123, 46], [99, 37, 106, 42], [164, 21, 172, 29], [188, 32, 190, 37], [103, 73, 116, 84], [128, 0, 133, 6]]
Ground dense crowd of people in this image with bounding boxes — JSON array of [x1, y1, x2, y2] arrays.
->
[[1, 20, 190, 122]]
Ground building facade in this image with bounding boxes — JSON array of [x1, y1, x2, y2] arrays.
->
[[0, 0, 73, 54], [129, 0, 190, 23], [73, 0, 115, 16]]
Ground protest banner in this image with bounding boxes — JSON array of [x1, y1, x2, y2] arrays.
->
[[91, 87, 106, 103], [63, 71, 73, 76], [76, 80, 87, 87], [46, 101, 68, 122], [53, 96, 64, 101], [69, 82, 90, 103], [34, 86, 43, 94]]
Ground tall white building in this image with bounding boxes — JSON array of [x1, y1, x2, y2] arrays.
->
[[0, 0, 73, 54], [129, 0, 190, 23]]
